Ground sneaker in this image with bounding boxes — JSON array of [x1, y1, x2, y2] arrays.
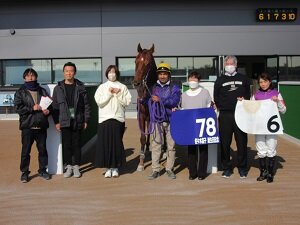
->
[[21, 171, 30, 183], [148, 171, 160, 180], [64, 165, 73, 178], [239, 170, 248, 179], [166, 170, 176, 179], [112, 168, 119, 178], [104, 169, 112, 178], [39, 170, 51, 180], [221, 170, 232, 178], [73, 165, 81, 178]]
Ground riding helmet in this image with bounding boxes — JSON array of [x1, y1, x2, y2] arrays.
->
[[157, 63, 171, 73]]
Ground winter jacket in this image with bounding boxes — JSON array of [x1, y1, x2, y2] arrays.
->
[[52, 79, 91, 130], [151, 82, 181, 122], [14, 85, 51, 130]]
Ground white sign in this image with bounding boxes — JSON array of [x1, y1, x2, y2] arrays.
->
[[39, 96, 53, 110], [235, 99, 283, 135]]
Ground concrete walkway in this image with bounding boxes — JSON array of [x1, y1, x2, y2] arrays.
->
[[0, 119, 300, 225]]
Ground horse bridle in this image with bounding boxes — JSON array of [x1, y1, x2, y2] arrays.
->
[[134, 60, 153, 98]]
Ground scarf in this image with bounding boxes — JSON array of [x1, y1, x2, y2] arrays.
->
[[24, 80, 40, 91]]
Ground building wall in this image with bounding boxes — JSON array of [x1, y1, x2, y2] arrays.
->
[[1, 0, 299, 139], [0, 0, 299, 64]]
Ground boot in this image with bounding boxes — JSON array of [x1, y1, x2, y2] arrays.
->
[[257, 157, 268, 181], [267, 157, 276, 183]]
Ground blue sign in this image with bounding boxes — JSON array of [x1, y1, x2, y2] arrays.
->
[[170, 108, 220, 145]]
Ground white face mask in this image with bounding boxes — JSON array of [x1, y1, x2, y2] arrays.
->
[[108, 72, 116, 81], [188, 81, 199, 89], [225, 65, 236, 74]]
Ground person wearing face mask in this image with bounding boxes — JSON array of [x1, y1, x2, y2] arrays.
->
[[181, 71, 214, 180], [213, 55, 251, 179], [14, 68, 52, 183], [94, 65, 132, 178]]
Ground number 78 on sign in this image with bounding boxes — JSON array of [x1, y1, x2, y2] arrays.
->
[[170, 108, 220, 146]]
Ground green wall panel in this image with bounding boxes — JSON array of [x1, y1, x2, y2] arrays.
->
[[81, 85, 98, 146], [279, 83, 300, 140]]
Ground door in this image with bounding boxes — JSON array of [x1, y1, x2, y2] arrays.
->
[[266, 56, 279, 87]]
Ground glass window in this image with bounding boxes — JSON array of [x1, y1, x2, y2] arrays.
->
[[279, 56, 300, 81], [53, 58, 102, 84], [193, 57, 218, 80], [155, 57, 178, 69], [3, 59, 51, 85], [117, 56, 218, 87], [117, 58, 135, 86]]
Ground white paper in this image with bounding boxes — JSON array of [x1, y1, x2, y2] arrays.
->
[[40, 96, 53, 110], [235, 99, 283, 135]]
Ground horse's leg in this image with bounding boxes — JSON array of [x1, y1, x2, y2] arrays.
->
[[161, 131, 167, 160], [137, 115, 147, 171]]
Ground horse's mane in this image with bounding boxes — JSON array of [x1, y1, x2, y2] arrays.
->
[[144, 51, 157, 88]]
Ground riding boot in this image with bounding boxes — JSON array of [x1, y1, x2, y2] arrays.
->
[[257, 157, 268, 181], [267, 156, 276, 183]]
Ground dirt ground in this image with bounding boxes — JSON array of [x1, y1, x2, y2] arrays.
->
[[0, 119, 300, 225]]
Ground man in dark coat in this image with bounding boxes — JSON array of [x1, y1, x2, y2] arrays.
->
[[52, 62, 91, 178], [14, 68, 52, 183]]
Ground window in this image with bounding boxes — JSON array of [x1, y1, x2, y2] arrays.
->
[[117, 56, 218, 88], [53, 58, 102, 84], [3, 59, 51, 85], [117, 58, 135, 86], [279, 56, 300, 81], [1, 58, 102, 87]]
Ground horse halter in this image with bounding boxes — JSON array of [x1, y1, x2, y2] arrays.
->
[[133, 59, 153, 97]]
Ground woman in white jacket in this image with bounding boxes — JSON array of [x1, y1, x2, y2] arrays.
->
[[94, 65, 132, 178]]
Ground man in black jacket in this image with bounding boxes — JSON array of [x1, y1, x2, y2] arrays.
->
[[14, 68, 52, 183], [52, 62, 91, 178], [214, 55, 251, 179]]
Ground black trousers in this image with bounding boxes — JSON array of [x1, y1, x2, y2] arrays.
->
[[219, 111, 248, 172], [187, 144, 208, 178], [20, 129, 48, 173], [61, 127, 81, 166]]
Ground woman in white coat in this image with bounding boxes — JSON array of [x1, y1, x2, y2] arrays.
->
[[94, 65, 132, 178]]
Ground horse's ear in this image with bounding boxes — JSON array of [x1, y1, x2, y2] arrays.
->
[[150, 44, 155, 53], [137, 43, 143, 53]]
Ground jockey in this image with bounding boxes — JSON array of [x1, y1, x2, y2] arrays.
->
[[148, 62, 181, 180]]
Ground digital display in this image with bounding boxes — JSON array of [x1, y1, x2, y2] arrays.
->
[[256, 8, 297, 22]]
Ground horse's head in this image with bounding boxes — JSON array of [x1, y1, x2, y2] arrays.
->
[[133, 43, 156, 89]]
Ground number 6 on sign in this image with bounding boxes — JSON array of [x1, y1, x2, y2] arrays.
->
[[235, 99, 284, 135], [170, 108, 220, 145]]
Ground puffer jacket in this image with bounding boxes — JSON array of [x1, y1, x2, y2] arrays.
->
[[52, 79, 91, 130], [14, 85, 51, 130]]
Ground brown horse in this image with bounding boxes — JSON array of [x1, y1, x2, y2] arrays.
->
[[133, 43, 157, 171]]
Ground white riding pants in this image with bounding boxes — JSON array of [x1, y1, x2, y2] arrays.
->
[[255, 134, 277, 158]]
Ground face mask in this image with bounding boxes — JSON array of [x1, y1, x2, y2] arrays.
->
[[108, 72, 116, 81], [225, 65, 236, 74], [188, 81, 199, 89]]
